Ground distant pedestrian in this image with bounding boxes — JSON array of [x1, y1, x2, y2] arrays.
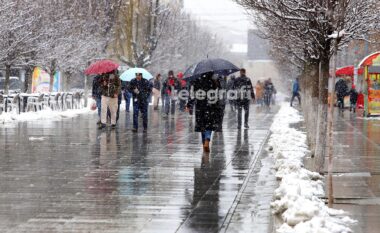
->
[[162, 70, 181, 118], [255, 80, 264, 106], [178, 72, 187, 112], [129, 73, 153, 133], [152, 74, 162, 110], [99, 70, 121, 129], [227, 75, 236, 111], [187, 72, 221, 153], [264, 78, 275, 108], [349, 85, 358, 113], [122, 81, 132, 112], [335, 78, 348, 112], [290, 78, 301, 107], [92, 75, 103, 125], [234, 68, 255, 129]]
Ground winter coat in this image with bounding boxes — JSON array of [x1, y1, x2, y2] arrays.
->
[[335, 79, 348, 97], [264, 81, 275, 96], [162, 77, 181, 96], [292, 80, 300, 93], [100, 73, 121, 98], [153, 78, 161, 90], [233, 75, 255, 105], [255, 83, 264, 99], [349, 89, 358, 104], [121, 81, 131, 92], [129, 78, 153, 103], [92, 75, 103, 99], [188, 73, 222, 132], [227, 78, 235, 91]]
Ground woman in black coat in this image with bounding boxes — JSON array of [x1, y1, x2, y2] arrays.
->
[[187, 72, 221, 153]]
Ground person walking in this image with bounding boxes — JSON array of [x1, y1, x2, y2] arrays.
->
[[234, 68, 255, 129], [92, 75, 103, 125], [264, 78, 275, 108], [162, 70, 180, 118], [227, 75, 236, 111], [129, 73, 153, 133], [178, 72, 187, 112], [122, 81, 132, 112], [187, 72, 221, 153], [99, 70, 121, 129], [335, 78, 348, 112], [255, 80, 264, 106], [290, 78, 301, 107], [152, 74, 162, 110], [349, 85, 358, 113]]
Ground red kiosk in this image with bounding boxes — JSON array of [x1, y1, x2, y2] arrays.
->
[[335, 66, 364, 108]]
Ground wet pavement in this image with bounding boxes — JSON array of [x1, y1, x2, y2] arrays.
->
[[0, 105, 279, 233], [306, 110, 380, 233]]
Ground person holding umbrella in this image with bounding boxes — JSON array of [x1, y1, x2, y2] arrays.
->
[[99, 70, 121, 129], [92, 75, 103, 125], [129, 72, 153, 133], [187, 72, 221, 153]]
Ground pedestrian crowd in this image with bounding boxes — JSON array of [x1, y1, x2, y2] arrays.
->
[[91, 68, 277, 153]]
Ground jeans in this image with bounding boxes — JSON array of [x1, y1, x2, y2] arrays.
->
[[290, 92, 301, 106], [201, 130, 212, 144], [237, 102, 250, 127], [264, 93, 272, 107], [124, 91, 132, 112], [337, 95, 345, 109], [164, 95, 176, 115], [96, 97, 102, 118], [133, 99, 148, 130]]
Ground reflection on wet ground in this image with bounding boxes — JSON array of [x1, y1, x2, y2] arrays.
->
[[307, 110, 380, 233], [0, 106, 279, 233]]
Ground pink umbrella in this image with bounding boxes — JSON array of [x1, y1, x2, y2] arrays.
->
[[84, 60, 120, 75]]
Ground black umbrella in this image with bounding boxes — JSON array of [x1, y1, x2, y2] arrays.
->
[[183, 58, 240, 81]]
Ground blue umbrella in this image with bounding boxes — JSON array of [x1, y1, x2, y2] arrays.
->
[[120, 68, 153, 82], [184, 58, 239, 81]]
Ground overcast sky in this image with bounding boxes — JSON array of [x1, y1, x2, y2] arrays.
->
[[183, 0, 253, 47]]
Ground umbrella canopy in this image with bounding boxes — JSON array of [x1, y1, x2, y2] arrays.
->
[[183, 58, 239, 81], [336, 66, 363, 77], [84, 60, 119, 75], [120, 68, 153, 82]]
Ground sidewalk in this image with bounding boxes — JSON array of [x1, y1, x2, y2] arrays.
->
[[306, 111, 380, 233], [0, 104, 279, 233]]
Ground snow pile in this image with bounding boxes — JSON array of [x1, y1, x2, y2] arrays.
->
[[0, 107, 93, 124], [269, 103, 356, 233]]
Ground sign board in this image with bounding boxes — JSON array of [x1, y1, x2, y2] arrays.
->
[[31, 67, 60, 93]]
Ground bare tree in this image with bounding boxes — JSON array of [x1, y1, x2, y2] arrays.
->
[[236, 0, 380, 172]]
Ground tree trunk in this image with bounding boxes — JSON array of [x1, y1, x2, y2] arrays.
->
[[314, 57, 330, 173], [4, 64, 11, 95]]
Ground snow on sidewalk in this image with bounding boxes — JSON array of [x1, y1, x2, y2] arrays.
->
[[268, 103, 356, 233], [0, 107, 93, 124]]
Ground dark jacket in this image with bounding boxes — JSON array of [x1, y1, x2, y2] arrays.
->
[[92, 75, 102, 99], [100, 73, 121, 98], [129, 78, 153, 103], [233, 75, 255, 104], [350, 89, 358, 103], [188, 73, 222, 132], [264, 80, 275, 96], [153, 78, 161, 90], [292, 80, 300, 93], [335, 79, 348, 97], [162, 77, 181, 96], [121, 81, 131, 92]]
